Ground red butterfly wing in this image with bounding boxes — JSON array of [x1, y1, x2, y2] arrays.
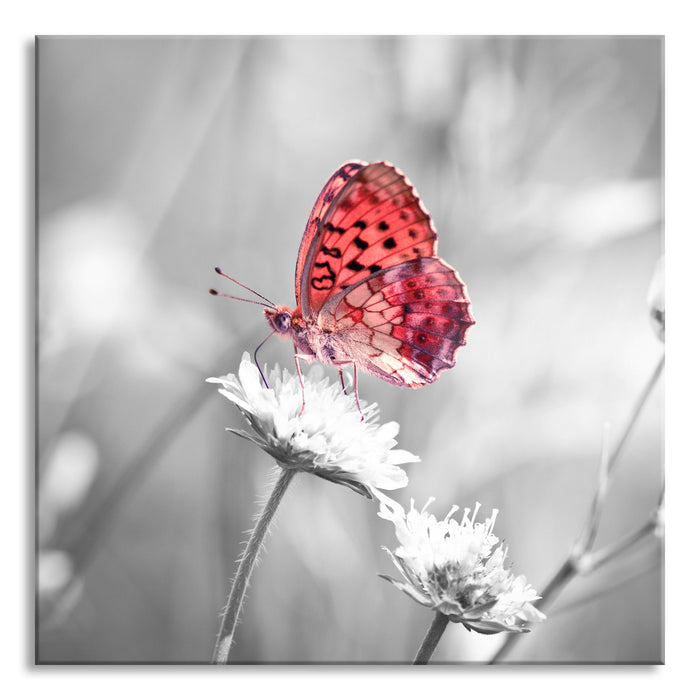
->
[[297, 162, 438, 320], [318, 257, 474, 386], [294, 160, 366, 310]]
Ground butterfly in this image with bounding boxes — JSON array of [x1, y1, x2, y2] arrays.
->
[[213, 160, 474, 409]]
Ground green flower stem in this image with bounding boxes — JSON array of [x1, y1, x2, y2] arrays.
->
[[213, 467, 295, 664], [413, 611, 450, 664]]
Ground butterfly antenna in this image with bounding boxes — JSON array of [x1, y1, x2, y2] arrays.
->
[[208, 289, 272, 307], [213, 267, 275, 307], [253, 330, 275, 389]]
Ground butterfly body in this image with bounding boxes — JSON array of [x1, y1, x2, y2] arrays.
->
[[264, 160, 475, 389], [264, 303, 364, 368]]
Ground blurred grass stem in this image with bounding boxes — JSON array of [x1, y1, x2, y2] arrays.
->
[[39, 377, 216, 628], [413, 611, 450, 664], [607, 354, 665, 473], [39, 347, 250, 628], [586, 484, 663, 573], [65, 381, 213, 568], [213, 467, 295, 664], [552, 544, 661, 616], [489, 352, 664, 663]]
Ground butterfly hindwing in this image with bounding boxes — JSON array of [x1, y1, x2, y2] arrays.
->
[[299, 162, 438, 319], [318, 258, 475, 387]]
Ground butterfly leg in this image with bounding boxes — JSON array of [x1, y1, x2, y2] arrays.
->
[[338, 369, 348, 395], [293, 346, 306, 417], [352, 363, 364, 422]]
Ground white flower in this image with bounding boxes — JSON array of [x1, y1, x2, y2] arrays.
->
[[207, 353, 419, 498], [379, 497, 546, 634]]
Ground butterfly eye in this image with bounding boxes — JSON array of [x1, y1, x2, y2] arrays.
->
[[275, 312, 292, 333]]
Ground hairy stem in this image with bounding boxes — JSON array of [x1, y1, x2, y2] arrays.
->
[[213, 467, 295, 664], [413, 611, 450, 665]]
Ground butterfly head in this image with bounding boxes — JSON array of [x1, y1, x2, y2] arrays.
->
[[264, 306, 295, 336]]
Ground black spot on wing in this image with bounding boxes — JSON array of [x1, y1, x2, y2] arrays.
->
[[311, 261, 336, 290]]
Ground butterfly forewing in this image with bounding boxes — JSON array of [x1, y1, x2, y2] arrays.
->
[[299, 162, 438, 319], [294, 160, 366, 309]]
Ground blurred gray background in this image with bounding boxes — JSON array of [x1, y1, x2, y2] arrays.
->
[[37, 36, 663, 663]]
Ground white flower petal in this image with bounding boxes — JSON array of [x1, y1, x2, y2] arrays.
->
[[378, 574, 432, 607], [210, 354, 416, 497]]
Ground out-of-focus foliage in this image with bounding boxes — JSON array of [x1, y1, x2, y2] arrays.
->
[[37, 36, 662, 663]]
